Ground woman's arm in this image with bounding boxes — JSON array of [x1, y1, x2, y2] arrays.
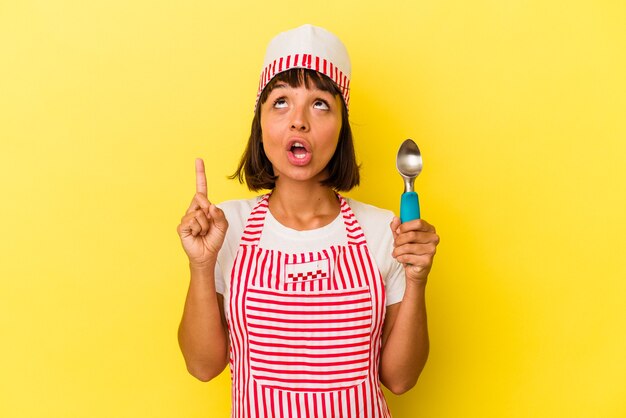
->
[[178, 261, 229, 382], [380, 283, 429, 394], [176, 159, 230, 381], [379, 217, 439, 394]]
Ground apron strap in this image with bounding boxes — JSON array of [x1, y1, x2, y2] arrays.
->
[[337, 194, 367, 246], [239, 193, 368, 247], [239, 194, 271, 246]]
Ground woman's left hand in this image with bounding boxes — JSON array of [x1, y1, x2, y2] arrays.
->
[[390, 217, 440, 284]]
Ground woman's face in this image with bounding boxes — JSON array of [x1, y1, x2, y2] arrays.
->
[[260, 81, 343, 187]]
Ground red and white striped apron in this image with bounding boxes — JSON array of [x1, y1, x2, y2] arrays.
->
[[227, 194, 392, 418]]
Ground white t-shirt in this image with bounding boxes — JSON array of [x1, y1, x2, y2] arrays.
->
[[215, 196, 406, 317]]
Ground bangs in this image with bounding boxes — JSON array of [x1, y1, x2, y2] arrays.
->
[[259, 68, 342, 106]]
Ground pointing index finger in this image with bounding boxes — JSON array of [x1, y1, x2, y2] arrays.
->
[[195, 158, 208, 197]]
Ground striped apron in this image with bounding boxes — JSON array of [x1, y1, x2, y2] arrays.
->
[[228, 194, 391, 418]]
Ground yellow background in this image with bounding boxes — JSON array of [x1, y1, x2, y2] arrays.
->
[[1, 1, 625, 417]]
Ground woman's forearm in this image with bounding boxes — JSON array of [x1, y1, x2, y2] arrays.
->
[[178, 261, 229, 382], [380, 280, 429, 394]]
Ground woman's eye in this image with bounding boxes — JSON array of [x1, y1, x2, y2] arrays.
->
[[313, 100, 330, 110], [273, 98, 288, 108]]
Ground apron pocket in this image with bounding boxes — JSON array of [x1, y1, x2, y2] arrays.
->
[[245, 285, 373, 392]]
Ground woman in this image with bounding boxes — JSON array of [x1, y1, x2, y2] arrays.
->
[[177, 24, 439, 417]]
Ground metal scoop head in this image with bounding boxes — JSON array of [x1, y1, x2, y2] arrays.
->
[[396, 139, 423, 192]]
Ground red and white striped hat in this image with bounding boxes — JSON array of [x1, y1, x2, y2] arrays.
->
[[256, 24, 351, 109]]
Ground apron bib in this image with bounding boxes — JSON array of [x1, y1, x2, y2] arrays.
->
[[228, 194, 391, 418]]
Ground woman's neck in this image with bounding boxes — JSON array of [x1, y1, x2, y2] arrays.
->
[[268, 181, 340, 231]]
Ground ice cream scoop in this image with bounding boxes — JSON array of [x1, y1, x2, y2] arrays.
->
[[396, 139, 423, 222]]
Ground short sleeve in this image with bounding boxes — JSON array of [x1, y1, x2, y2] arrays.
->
[[347, 198, 406, 306], [383, 256, 406, 306], [375, 219, 406, 306], [215, 263, 226, 295], [213, 198, 257, 301]]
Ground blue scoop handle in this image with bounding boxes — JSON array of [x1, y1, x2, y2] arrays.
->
[[400, 191, 421, 223]]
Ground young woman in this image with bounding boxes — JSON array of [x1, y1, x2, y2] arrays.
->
[[177, 24, 439, 417]]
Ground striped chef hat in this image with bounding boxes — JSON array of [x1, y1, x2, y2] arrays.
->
[[256, 24, 352, 109]]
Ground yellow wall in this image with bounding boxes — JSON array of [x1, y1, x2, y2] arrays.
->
[[1, 1, 625, 417]]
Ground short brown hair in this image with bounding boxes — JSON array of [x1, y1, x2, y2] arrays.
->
[[230, 68, 360, 191]]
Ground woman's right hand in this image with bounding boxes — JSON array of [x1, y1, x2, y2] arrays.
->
[[177, 158, 228, 266]]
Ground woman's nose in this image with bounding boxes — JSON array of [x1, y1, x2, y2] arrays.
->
[[290, 107, 309, 131]]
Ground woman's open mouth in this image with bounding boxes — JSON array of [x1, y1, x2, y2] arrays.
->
[[287, 140, 312, 165]]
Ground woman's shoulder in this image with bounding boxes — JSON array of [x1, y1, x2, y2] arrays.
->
[[345, 197, 397, 242], [217, 196, 262, 212], [345, 197, 396, 224], [217, 196, 259, 217], [214, 196, 265, 260]]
